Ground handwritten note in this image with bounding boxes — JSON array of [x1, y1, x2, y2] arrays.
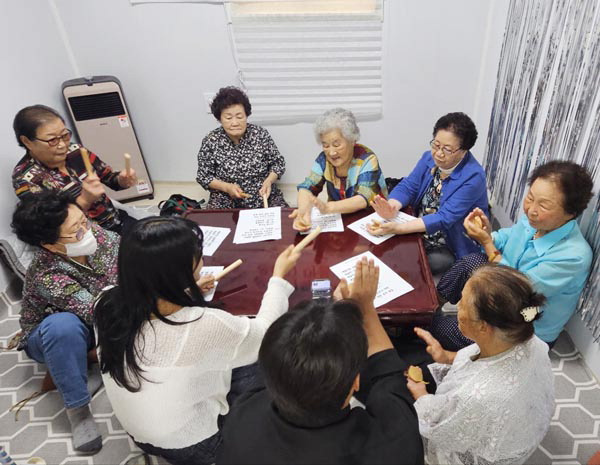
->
[[301, 207, 344, 234], [199, 226, 231, 256], [347, 211, 417, 245], [199, 266, 224, 302], [233, 207, 282, 244], [330, 251, 414, 308]]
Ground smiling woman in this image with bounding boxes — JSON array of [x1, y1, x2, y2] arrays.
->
[[292, 108, 387, 231], [368, 112, 489, 274], [434, 160, 594, 349], [11, 105, 138, 234]]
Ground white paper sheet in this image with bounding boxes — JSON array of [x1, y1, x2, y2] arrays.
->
[[347, 211, 417, 245], [233, 207, 282, 244], [330, 251, 414, 308], [199, 266, 224, 302], [199, 226, 231, 256], [300, 207, 344, 234]]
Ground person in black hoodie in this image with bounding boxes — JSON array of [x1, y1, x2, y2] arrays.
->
[[218, 257, 424, 465]]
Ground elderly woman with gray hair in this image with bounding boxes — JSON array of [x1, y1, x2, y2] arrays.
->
[[292, 108, 387, 231]]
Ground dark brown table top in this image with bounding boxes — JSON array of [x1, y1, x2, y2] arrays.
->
[[185, 207, 437, 326]]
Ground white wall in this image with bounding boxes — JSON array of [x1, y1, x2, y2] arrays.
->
[[50, 0, 508, 181]]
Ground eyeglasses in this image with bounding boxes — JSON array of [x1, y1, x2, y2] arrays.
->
[[430, 139, 462, 156], [35, 129, 72, 147], [59, 218, 92, 242]]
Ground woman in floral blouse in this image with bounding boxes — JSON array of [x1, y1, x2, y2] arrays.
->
[[196, 86, 288, 209], [11, 191, 119, 454]]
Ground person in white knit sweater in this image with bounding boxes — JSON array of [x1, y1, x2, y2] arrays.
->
[[94, 216, 301, 465]]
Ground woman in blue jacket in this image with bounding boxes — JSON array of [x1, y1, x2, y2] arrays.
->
[[368, 112, 488, 274]]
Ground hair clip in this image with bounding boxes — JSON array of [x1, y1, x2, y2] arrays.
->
[[520, 306, 539, 322]]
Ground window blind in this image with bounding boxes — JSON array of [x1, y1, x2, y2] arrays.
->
[[229, 0, 384, 123]]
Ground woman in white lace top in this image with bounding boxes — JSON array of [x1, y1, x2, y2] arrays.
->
[[94, 217, 301, 465], [407, 264, 554, 465]]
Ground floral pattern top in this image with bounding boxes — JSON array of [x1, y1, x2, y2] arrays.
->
[[12, 143, 125, 230], [419, 167, 445, 248], [18, 224, 120, 349], [196, 124, 288, 209]]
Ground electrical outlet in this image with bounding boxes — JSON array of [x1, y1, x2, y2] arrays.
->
[[204, 92, 215, 114]]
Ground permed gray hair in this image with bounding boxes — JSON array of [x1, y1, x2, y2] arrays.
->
[[314, 108, 360, 144]]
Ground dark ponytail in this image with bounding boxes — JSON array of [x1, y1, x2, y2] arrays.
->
[[95, 216, 210, 392]]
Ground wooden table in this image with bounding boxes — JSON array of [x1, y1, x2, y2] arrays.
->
[[185, 208, 438, 326]]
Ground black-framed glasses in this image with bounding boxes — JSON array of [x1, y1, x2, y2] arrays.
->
[[36, 129, 72, 147], [59, 219, 92, 242], [430, 139, 462, 156]]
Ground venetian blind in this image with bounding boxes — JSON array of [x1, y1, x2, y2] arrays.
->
[[228, 0, 384, 123]]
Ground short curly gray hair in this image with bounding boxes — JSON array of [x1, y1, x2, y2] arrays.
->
[[314, 108, 360, 144]]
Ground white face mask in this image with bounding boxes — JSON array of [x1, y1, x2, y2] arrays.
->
[[62, 228, 98, 257]]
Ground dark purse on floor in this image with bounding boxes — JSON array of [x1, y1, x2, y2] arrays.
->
[[158, 194, 205, 216]]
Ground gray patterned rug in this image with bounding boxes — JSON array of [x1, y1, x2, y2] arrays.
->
[[1, 273, 599, 465]]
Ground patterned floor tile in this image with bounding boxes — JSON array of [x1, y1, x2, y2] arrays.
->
[[1, 284, 600, 465]]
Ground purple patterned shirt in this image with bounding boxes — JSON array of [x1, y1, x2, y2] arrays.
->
[[18, 224, 120, 349]]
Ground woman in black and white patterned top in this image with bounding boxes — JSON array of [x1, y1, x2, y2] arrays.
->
[[196, 87, 288, 209]]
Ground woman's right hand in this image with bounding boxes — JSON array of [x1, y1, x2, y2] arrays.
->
[[370, 195, 400, 220], [80, 173, 105, 206], [289, 209, 312, 232], [226, 183, 245, 199], [349, 257, 380, 312], [272, 244, 302, 279], [463, 208, 493, 245], [414, 327, 455, 365]]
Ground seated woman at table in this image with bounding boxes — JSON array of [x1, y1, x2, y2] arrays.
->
[[407, 264, 554, 465], [12, 105, 137, 234], [11, 190, 120, 453], [196, 86, 288, 209], [291, 108, 388, 231], [433, 160, 593, 350], [367, 112, 488, 274], [95, 216, 301, 465]]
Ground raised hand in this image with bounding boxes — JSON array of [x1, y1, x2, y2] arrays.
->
[[80, 173, 106, 205], [463, 208, 493, 245], [333, 278, 350, 301], [196, 274, 215, 293], [370, 195, 399, 219], [414, 327, 455, 365], [349, 257, 380, 311], [272, 244, 302, 279], [117, 168, 138, 188]]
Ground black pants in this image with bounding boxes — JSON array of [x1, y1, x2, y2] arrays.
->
[[103, 209, 138, 236], [135, 363, 263, 465]]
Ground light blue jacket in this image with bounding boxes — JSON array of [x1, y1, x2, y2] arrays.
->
[[389, 151, 489, 258], [494, 215, 593, 342]]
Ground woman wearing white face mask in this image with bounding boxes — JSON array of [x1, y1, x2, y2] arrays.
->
[[10, 190, 120, 454]]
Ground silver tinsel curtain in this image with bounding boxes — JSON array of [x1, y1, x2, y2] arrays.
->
[[483, 0, 600, 340]]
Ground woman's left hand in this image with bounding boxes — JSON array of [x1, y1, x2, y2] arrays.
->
[[118, 168, 138, 188], [367, 220, 399, 236], [406, 376, 428, 400], [259, 179, 272, 199], [197, 274, 215, 293]]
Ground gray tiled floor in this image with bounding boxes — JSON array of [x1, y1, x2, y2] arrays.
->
[[1, 273, 599, 464]]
